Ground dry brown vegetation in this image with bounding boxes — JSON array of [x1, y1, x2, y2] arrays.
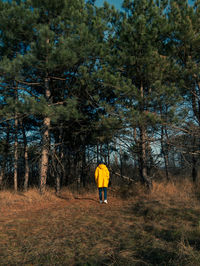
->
[[1, 180, 200, 265]]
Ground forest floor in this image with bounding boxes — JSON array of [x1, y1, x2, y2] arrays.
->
[[1, 181, 200, 265]]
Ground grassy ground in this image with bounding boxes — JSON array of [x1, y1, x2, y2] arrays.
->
[[1, 180, 200, 265]]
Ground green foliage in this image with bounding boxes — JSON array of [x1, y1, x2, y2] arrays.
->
[[115, 0, 181, 124], [0, 0, 200, 189], [168, 0, 200, 126]]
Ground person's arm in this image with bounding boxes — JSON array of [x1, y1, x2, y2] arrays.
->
[[106, 167, 110, 180]]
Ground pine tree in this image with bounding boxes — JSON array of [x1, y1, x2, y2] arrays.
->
[[0, 0, 35, 190], [110, 0, 179, 188], [0, 0, 114, 191], [168, 0, 200, 181]]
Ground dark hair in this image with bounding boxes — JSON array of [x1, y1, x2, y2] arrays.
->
[[97, 161, 104, 165]]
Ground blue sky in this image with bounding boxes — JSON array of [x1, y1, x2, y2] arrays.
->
[[95, 0, 194, 9], [95, 0, 123, 9]]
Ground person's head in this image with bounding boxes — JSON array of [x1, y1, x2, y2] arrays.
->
[[97, 160, 104, 166]]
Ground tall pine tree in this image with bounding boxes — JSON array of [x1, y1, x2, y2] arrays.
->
[[110, 0, 180, 188]]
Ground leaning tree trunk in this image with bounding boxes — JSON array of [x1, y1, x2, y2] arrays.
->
[[40, 77, 51, 194]]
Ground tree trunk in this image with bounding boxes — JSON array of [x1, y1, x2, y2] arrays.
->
[[21, 120, 29, 191], [0, 170, 3, 189], [0, 123, 10, 189], [96, 144, 99, 163], [107, 142, 110, 166], [56, 168, 61, 196], [14, 117, 18, 191], [191, 84, 200, 183], [40, 77, 51, 193], [192, 136, 198, 183], [51, 147, 61, 196], [100, 144, 103, 161], [140, 127, 147, 183], [14, 88, 18, 192], [81, 147, 86, 187], [139, 83, 152, 189], [119, 147, 123, 179], [55, 128, 63, 196], [161, 125, 170, 181]]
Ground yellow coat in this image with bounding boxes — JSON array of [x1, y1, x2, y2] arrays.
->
[[95, 164, 110, 188]]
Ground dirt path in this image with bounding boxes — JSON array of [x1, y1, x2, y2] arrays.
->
[[0, 194, 127, 225]]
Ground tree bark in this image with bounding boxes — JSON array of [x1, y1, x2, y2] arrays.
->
[[192, 136, 199, 183], [56, 171, 61, 195], [0, 123, 10, 188], [191, 84, 200, 183], [119, 147, 123, 179], [14, 88, 18, 192], [55, 127, 63, 196], [81, 147, 86, 187], [0, 169, 3, 189], [40, 77, 51, 193], [107, 142, 110, 166], [21, 120, 29, 191], [140, 127, 148, 184], [161, 125, 170, 181], [96, 144, 99, 163], [139, 83, 152, 189]]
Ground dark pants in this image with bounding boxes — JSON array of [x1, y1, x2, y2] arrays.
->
[[98, 187, 107, 201]]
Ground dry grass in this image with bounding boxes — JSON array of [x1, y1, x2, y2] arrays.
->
[[151, 179, 199, 204], [1, 180, 200, 265]]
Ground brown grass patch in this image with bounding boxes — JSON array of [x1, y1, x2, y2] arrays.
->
[[1, 180, 200, 265], [151, 180, 198, 203]]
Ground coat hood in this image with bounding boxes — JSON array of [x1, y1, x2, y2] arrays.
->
[[98, 163, 107, 169]]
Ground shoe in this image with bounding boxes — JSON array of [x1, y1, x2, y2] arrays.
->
[[104, 200, 108, 204], [100, 200, 103, 204]]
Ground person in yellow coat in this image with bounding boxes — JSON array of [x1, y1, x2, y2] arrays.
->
[[95, 161, 110, 204]]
